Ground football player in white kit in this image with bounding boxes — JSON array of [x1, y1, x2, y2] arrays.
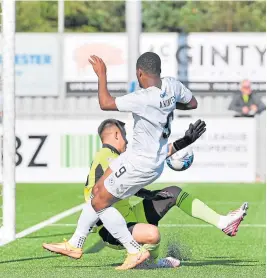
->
[[87, 52, 198, 270], [42, 53, 247, 270]]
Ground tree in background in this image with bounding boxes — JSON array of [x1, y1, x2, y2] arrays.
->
[[14, 1, 266, 33], [64, 1, 125, 32], [142, 1, 266, 32], [16, 1, 58, 32]]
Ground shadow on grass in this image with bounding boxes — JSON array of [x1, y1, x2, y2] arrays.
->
[[53, 259, 264, 270], [0, 255, 58, 264], [53, 263, 120, 269], [183, 259, 260, 267], [206, 256, 235, 259], [25, 233, 73, 239], [83, 239, 106, 254]]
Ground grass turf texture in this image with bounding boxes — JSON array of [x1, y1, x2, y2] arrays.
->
[[0, 183, 265, 278]]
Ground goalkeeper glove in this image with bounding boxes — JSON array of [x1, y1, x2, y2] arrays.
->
[[173, 119, 206, 152]]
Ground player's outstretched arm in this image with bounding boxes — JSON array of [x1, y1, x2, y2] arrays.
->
[[89, 55, 118, 111], [167, 119, 206, 157]]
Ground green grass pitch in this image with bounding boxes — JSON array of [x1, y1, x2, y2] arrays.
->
[[0, 183, 265, 278]]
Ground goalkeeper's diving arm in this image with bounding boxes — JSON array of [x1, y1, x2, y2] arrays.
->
[[170, 93, 198, 154], [166, 119, 206, 158], [166, 137, 191, 158], [135, 119, 206, 199]]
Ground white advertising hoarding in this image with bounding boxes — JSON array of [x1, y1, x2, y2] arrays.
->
[[177, 33, 266, 92], [9, 119, 102, 183], [0, 118, 256, 183], [141, 33, 178, 78], [158, 118, 256, 183], [64, 33, 127, 82], [64, 33, 178, 95], [0, 33, 263, 96], [0, 34, 59, 96], [64, 32, 265, 94], [64, 33, 128, 95]]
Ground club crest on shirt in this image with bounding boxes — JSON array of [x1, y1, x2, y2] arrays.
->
[[116, 184, 127, 195], [108, 175, 115, 186], [107, 157, 114, 163]]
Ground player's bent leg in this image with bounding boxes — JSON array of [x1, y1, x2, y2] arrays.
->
[[131, 223, 161, 260], [43, 168, 118, 259], [42, 199, 99, 259], [91, 167, 119, 210], [166, 186, 248, 236], [129, 223, 180, 269], [131, 223, 160, 244], [100, 222, 179, 269], [142, 186, 181, 226], [91, 167, 150, 270], [99, 223, 160, 256], [91, 185, 119, 211], [99, 223, 158, 268], [98, 224, 151, 270], [142, 185, 248, 237]]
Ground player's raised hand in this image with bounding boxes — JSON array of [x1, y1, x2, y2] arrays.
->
[[184, 119, 206, 144], [88, 55, 107, 77]]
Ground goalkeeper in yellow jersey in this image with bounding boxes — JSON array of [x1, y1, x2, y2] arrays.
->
[[43, 119, 248, 267]]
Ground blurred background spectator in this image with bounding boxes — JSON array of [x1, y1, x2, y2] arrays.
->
[[229, 79, 266, 117]]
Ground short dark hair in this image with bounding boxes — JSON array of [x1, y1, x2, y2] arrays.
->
[[98, 119, 126, 138], [136, 52, 161, 75]]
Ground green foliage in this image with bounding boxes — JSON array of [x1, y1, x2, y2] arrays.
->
[[15, 1, 266, 33], [16, 1, 58, 32], [142, 1, 266, 32], [64, 1, 125, 32]]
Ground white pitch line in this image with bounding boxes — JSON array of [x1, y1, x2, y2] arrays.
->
[[49, 223, 77, 227], [16, 204, 84, 239], [49, 223, 266, 228], [206, 201, 265, 205], [3, 200, 265, 246], [159, 224, 266, 228]]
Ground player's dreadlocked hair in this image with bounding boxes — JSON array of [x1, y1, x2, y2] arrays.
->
[[136, 52, 161, 76]]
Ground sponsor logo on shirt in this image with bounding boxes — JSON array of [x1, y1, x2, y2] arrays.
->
[[160, 91, 167, 98]]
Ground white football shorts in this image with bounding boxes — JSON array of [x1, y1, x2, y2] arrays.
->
[[104, 152, 164, 199]]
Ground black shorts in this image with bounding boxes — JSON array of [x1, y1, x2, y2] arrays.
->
[[98, 186, 181, 247]]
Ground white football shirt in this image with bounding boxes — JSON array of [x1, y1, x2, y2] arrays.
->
[[115, 77, 193, 170]]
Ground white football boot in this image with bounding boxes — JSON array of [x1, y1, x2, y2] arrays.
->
[[157, 257, 181, 268], [221, 202, 249, 237]]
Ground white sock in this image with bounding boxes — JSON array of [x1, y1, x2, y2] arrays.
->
[[97, 206, 141, 254], [217, 215, 230, 229], [69, 200, 99, 248]]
